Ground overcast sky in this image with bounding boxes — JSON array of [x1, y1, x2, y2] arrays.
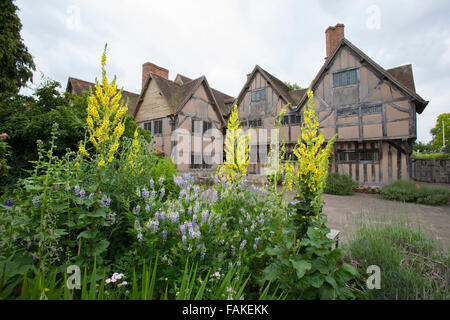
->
[[16, 0, 450, 142]]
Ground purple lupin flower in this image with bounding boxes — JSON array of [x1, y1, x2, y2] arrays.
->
[[162, 230, 167, 240], [4, 199, 14, 213], [149, 179, 154, 189], [240, 240, 247, 250], [142, 188, 149, 200], [201, 210, 208, 223], [212, 190, 218, 203], [32, 196, 40, 208]]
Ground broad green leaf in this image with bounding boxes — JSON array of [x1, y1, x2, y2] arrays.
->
[[289, 258, 311, 278]]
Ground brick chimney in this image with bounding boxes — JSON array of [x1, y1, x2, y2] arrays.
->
[[325, 24, 344, 58], [246, 73, 251, 81], [142, 62, 169, 88]]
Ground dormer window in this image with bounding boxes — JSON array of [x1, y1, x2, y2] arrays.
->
[[333, 69, 357, 87]]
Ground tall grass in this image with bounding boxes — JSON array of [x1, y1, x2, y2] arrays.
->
[[7, 256, 280, 300], [346, 214, 449, 300]]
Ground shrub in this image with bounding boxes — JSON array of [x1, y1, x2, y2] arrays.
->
[[381, 180, 450, 206], [411, 152, 450, 159], [267, 171, 282, 185], [346, 218, 449, 300], [324, 172, 357, 195]]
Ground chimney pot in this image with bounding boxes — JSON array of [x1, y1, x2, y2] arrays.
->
[[142, 62, 169, 88], [325, 24, 344, 59]]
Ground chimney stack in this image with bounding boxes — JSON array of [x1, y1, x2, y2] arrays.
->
[[246, 73, 251, 81], [142, 62, 169, 88], [325, 24, 344, 58]]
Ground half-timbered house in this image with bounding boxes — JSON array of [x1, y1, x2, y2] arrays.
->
[[235, 24, 428, 185], [233, 66, 306, 174], [133, 62, 234, 172]]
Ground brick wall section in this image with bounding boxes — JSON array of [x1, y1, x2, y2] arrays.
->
[[142, 62, 169, 88], [325, 24, 344, 58], [411, 158, 450, 183]]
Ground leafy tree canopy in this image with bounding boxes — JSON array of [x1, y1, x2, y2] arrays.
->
[[0, 78, 151, 186], [284, 81, 302, 90], [430, 112, 450, 151], [0, 0, 36, 94], [413, 141, 435, 153]]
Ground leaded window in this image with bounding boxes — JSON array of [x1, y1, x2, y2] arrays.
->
[[251, 88, 266, 102], [333, 69, 357, 87]]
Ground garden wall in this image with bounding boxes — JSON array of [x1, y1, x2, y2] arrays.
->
[[411, 158, 450, 183]]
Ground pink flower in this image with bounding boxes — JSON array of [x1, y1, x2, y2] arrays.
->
[[105, 278, 111, 284], [0, 163, 2, 167], [1, 133, 7, 138]]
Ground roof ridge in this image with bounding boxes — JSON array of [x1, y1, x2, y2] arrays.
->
[[68, 76, 139, 96]]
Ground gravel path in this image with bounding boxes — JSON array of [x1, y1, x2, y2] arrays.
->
[[321, 192, 450, 251]]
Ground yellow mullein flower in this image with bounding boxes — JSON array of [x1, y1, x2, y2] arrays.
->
[[217, 105, 250, 186], [79, 143, 90, 157], [77, 44, 130, 169]]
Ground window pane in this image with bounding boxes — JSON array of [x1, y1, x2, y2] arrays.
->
[[334, 69, 358, 87]]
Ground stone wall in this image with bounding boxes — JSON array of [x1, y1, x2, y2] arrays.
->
[[411, 158, 450, 183]]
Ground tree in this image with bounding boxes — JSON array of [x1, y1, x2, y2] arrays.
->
[[284, 81, 302, 90], [430, 113, 450, 151], [0, 0, 35, 94], [413, 141, 435, 153], [0, 78, 151, 186]]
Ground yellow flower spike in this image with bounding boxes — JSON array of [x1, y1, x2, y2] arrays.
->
[[78, 143, 90, 157], [78, 45, 130, 170]]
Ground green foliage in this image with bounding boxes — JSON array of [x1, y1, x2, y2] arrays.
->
[[411, 152, 450, 159], [431, 113, 450, 151], [346, 218, 449, 300], [324, 172, 357, 195], [261, 214, 361, 299], [0, 79, 151, 186], [283, 82, 302, 90], [381, 180, 450, 206], [267, 170, 283, 185], [0, 0, 36, 94], [0, 50, 360, 301], [0, 133, 11, 179], [413, 141, 435, 153]]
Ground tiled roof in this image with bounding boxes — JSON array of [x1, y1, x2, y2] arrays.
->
[[175, 73, 235, 116], [66, 77, 140, 115], [386, 64, 416, 93], [135, 73, 227, 124], [234, 65, 306, 109], [295, 38, 428, 114]]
